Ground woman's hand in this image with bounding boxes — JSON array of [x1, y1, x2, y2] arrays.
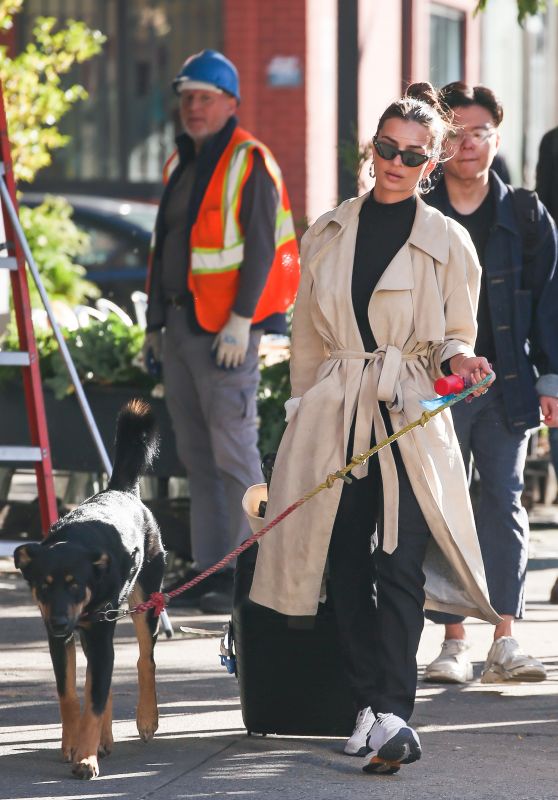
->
[[449, 354, 495, 398], [540, 396, 558, 427]]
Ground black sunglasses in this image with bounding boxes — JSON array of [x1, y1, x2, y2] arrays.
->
[[373, 137, 431, 168]]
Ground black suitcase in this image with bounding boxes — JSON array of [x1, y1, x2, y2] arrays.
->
[[230, 543, 355, 737]]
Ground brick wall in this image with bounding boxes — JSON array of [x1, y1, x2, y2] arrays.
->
[[224, 0, 307, 230], [0, 17, 17, 56]]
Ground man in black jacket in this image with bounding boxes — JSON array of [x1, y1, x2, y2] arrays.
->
[[423, 82, 558, 685], [536, 125, 558, 223], [536, 125, 558, 586]]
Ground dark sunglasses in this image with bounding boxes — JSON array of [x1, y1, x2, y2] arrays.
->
[[373, 137, 431, 168]]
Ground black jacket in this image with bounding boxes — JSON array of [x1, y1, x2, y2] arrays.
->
[[426, 171, 558, 431], [536, 126, 558, 225]]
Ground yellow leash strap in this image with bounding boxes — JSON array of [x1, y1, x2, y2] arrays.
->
[[304, 373, 494, 499], [130, 373, 493, 616]]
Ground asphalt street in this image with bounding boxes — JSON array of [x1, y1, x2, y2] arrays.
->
[[1, 522, 557, 800]]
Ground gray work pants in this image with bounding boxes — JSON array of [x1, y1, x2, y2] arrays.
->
[[162, 306, 263, 570], [427, 383, 530, 624]]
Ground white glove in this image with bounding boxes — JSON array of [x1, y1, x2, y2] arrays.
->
[[142, 330, 163, 375], [213, 312, 252, 369]]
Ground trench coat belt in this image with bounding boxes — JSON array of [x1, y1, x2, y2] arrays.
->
[[329, 345, 417, 554]]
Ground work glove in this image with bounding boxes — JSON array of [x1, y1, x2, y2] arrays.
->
[[212, 312, 252, 369], [142, 330, 163, 379]]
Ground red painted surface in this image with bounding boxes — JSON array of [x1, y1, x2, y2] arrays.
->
[[224, 0, 307, 230], [0, 16, 17, 56]]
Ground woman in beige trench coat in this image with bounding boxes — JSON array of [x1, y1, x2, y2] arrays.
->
[[245, 84, 499, 775]]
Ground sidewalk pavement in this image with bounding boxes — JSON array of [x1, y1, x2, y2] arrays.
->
[[1, 522, 557, 800]]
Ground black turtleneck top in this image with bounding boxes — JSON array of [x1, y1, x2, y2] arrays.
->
[[352, 192, 417, 352]]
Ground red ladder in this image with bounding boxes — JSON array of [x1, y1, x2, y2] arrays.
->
[[0, 80, 58, 534]]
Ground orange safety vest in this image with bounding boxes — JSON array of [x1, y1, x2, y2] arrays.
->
[[161, 127, 300, 333]]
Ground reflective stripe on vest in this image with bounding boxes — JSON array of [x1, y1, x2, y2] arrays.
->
[[190, 141, 296, 275]]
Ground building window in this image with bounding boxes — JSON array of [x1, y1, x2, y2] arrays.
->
[[19, 0, 223, 196], [429, 4, 465, 87]]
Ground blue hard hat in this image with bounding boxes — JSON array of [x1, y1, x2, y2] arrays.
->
[[172, 49, 240, 101]]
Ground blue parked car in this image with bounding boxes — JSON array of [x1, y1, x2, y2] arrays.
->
[[22, 194, 158, 317]]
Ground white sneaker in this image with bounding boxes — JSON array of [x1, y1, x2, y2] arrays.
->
[[363, 713, 422, 775], [423, 639, 473, 684], [480, 636, 547, 683], [344, 706, 375, 756]]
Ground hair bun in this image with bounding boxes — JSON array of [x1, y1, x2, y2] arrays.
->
[[405, 81, 438, 105], [405, 81, 453, 124]]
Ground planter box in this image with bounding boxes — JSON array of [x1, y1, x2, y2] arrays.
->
[[0, 383, 185, 478]]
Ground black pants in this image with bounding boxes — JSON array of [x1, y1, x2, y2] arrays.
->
[[327, 442, 431, 722]]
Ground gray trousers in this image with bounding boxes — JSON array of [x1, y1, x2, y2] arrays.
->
[[427, 384, 530, 624], [162, 306, 263, 570]]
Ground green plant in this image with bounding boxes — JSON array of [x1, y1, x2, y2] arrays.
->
[[257, 357, 291, 457], [0, 312, 293, 456], [0, 315, 155, 399], [18, 196, 99, 305], [0, 1, 105, 306], [0, 3, 105, 184], [475, 0, 557, 23]]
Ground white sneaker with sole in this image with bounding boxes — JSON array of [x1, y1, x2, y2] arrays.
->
[[423, 639, 473, 683], [362, 713, 422, 775], [344, 706, 375, 756], [480, 636, 546, 683]]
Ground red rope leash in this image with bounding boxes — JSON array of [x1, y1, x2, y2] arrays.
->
[[132, 373, 495, 618], [132, 496, 305, 616]]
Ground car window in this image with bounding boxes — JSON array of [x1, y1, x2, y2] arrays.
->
[[120, 207, 158, 231], [77, 223, 148, 272]]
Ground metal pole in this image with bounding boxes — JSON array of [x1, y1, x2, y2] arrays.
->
[[0, 173, 112, 474]]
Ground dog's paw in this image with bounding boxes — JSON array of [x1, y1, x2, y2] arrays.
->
[[136, 709, 158, 742], [72, 756, 99, 780], [61, 743, 76, 763], [61, 720, 79, 762], [97, 740, 113, 759]]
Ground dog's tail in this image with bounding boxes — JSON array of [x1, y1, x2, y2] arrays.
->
[[108, 399, 159, 492]]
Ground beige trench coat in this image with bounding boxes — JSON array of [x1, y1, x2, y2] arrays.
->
[[249, 192, 500, 625]]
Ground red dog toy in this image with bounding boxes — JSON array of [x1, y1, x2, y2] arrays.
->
[[434, 374, 465, 396]]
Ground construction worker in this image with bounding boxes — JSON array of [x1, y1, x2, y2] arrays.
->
[[143, 50, 299, 613]]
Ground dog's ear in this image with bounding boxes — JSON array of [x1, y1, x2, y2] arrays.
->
[[92, 552, 110, 572], [14, 543, 42, 573]]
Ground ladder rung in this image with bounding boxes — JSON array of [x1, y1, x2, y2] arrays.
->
[[0, 352, 30, 366], [0, 256, 17, 270], [0, 446, 42, 462]]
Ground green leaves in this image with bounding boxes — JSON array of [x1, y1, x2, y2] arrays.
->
[[43, 317, 153, 399], [0, 3, 106, 306], [0, 9, 105, 183], [475, 0, 552, 24], [18, 196, 99, 305], [0, 1, 23, 30], [257, 358, 291, 457], [0, 315, 155, 399], [0, 316, 293, 460]]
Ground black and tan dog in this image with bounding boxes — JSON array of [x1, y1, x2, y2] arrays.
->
[[14, 399, 165, 779]]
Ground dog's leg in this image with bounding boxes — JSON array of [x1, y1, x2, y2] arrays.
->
[[99, 689, 114, 758], [48, 633, 80, 762], [129, 584, 159, 741], [72, 623, 115, 780]]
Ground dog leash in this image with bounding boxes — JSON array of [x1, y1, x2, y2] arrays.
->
[[96, 373, 493, 622]]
